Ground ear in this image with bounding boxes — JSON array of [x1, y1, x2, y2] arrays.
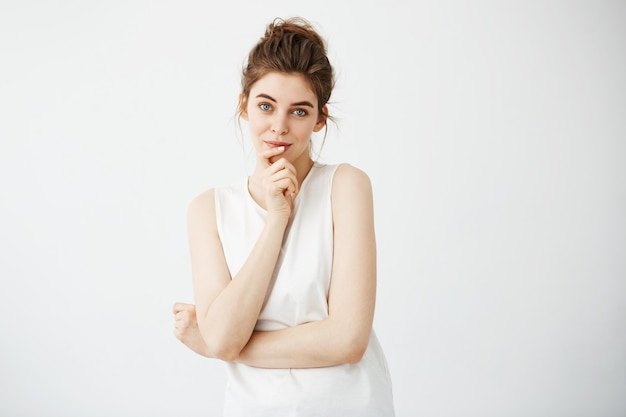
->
[[313, 105, 328, 132], [238, 93, 248, 121]]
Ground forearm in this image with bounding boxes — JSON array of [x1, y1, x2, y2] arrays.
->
[[236, 319, 371, 368], [197, 216, 288, 359]]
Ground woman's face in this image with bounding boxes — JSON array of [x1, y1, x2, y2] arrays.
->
[[242, 72, 326, 167]]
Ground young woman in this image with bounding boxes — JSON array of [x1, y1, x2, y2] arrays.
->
[[173, 17, 395, 416]]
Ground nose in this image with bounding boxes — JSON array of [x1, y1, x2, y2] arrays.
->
[[271, 113, 288, 135]]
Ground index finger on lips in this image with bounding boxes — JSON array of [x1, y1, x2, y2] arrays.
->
[[259, 146, 286, 165]]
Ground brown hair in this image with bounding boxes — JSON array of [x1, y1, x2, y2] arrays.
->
[[238, 17, 335, 124]]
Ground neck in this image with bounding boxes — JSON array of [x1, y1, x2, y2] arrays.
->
[[294, 156, 314, 186]]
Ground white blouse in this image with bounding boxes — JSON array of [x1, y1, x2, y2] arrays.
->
[[214, 163, 395, 417]]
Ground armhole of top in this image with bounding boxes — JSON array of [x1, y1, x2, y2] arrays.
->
[[328, 163, 344, 219], [213, 187, 223, 241], [328, 163, 344, 198], [329, 163, 343, 184]]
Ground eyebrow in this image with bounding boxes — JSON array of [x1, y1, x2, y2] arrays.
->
[[255, 93, 314, 108]]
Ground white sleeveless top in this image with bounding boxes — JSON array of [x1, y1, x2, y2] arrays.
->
[[214, 163, 395, 417]]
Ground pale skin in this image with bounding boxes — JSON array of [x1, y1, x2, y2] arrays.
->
[[173, 72, 377, 368]]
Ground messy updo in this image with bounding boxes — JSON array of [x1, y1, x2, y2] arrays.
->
[[238, 17, 335, 122]]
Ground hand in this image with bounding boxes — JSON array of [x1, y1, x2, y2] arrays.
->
[[173, 302, 212, 358], [252, 146, 299, 219]]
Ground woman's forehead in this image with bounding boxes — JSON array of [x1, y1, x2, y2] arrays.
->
[[250, 72, 317, 103]]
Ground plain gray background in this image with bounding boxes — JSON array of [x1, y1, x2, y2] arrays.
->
[[1, 1, 625, 416]]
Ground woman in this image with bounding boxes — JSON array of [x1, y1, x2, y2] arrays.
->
[[173, 17, 395, 416]]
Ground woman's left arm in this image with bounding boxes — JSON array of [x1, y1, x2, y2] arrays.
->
[[236, 163, 377, 368]]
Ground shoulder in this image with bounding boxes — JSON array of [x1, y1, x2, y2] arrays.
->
[[331, 163, 374, 210], [332, 163, 373, 196], [187, 188, 216, 226], [330, 164, 375, 231]]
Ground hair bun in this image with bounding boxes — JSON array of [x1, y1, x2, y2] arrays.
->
[[263, 17, 326, 51], [265, 20, 285, 39]]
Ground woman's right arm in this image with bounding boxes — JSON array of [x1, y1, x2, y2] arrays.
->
[[188, 148, 297, 361], [188, 191, 287, 361]]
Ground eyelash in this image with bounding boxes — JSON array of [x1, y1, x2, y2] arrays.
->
[[258, 103, 308, 117]]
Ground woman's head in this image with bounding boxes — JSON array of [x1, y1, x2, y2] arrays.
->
[[239, 17, 335, 123]]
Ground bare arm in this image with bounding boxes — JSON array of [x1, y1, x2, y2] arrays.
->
[[189, 148, 297, 361], [235, 164, 377, 368]]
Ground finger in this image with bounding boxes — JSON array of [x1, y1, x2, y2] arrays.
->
[[271, 177, 298, 197], [173, 302, 194, 314], [283, 191, 295, 206], [270, 164, 299, 194], [270, 157, 297, 174], [258, 146, 286, 166], [179, 315, 190, 327], [266, 157, 297, 182], [174, 317, 189, 330], [175, 309, 193, 320], [264, 170, 297, 196]]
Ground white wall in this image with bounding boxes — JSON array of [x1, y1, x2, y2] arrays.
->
[[1, 1, 624, 416]]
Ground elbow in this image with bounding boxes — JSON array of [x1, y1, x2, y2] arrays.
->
[[343, 343, 367, 364], [339, 332, 370, 364], [328, 318, 372, 364], [196, 316, 245, 362], [213, 347, 241, 362], [200, 330, 243, 362], [205, 340, 241, 362]]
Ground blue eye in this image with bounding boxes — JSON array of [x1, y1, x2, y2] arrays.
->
[[259, 103, 272, 111], [293, 108, 307, 117]]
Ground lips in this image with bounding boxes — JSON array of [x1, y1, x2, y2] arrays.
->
[[264, 140, 291, 148]]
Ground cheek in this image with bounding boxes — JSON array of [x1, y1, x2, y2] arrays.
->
[[247, 118, 266, 136], [295, 121, 317, 137]]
